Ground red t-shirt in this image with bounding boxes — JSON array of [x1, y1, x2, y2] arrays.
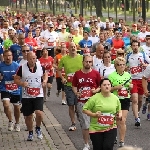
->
[[39, 56, 54, 77], [25, 37, 38, 47], [72, 69, 101, 102]]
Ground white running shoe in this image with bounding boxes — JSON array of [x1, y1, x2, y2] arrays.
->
[[83, 144, 90, 150], [8, 122, 14, 131], [36, 128, 43, 139], [62, 100, 66, 105], [14, 123, 20, 132]]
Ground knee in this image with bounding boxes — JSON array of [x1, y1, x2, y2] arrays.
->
[[35, 110, 43, 117]]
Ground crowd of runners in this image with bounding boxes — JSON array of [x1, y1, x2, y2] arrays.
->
[[0, 8, 149, 150]]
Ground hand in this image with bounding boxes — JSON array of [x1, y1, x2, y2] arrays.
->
[[116, 112, 122, 121], [42, 81, 47, 88], [94, 111, 102, 118], [75, 92, 81, 98], [144, 90, 150, 97], [129, 83, 133, 89], [116, 85, 123, 90], [21, 82, 28, 87], [91, 87, 100, 94], [62, 78, 67, 84]]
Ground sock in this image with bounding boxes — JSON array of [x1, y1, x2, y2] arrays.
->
[[36, 126, 40, 130], [9, 121, 13, 123], [29, 131, 33, 135]]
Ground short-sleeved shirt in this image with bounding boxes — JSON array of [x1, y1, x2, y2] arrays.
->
[[143, 65, 150, 79], [0, 61, 20, 95], [108, 71, 131, 99], [83, 93, 121, 133], [58, 54, 83, 87]]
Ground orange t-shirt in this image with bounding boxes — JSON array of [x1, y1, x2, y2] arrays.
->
[[39, 56, 54, 77], [55, 53, 65, 78]]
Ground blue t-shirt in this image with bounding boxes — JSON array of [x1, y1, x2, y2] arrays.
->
[[0, 61, 20, 95], [78, 39, 92, 55], [9, 44, 32, 62], [123, 37, 130, 48]]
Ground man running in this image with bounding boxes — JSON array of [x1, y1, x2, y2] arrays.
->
[[57, 42, 83, 131], [0, 50, 21, 131], [72, 55, 101, 150], [14, 52, 48, 141]]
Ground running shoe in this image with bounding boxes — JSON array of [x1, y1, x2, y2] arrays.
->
[[135, 118, 141, 127], [14, 123, 20, 132], [47, 89, 51, 97], [69, 124, 76, 131], [147, 114, 150, 120], [114, 137, 117, 144], [27, 134, 33, 141], [8, 121, 14, 131], [36, 128, 43, 139], [83, 144, 90, 150], [142, 104, 147, 114], [62, 100, 66, 105], [119, 141, 124, 147]]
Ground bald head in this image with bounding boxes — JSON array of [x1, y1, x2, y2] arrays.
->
[[27, 52, 37, 67]]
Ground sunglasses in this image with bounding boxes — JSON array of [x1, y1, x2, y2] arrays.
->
[[62, 28, 66, 29], [69, 37, 73, 38], [117, 64, 125, 66], [117, 53, 124, 55], [92, 30, 96, 32], [71, 46, 76, 48], [22, 50, 30, 53]]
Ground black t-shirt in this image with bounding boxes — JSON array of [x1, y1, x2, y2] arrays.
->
[[16, 63, 45, 79]]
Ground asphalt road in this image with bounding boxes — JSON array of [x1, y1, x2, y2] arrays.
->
[[45, 80, 150, 150]]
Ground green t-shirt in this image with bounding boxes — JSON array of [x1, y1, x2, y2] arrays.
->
[[58, 54, 83, 87], [131, 30, 140, 36], [83, 93, 121, 133], [108, 71, 131, 99], [3, 39, 13, 50]]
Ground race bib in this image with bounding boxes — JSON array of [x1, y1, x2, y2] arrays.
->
[[97, 113, 114, 126], [130, 66, 142, 74], [62, 67, 65, 76], [140, 38, 146, 42], [48, 42, 54, 47], [67, 73, 74, 82], [80, 89, 92, 100], [83, 48, 90, 55], [5, 81, 18, 92], [118, 87, 128, 98], [26, 87, 40, 97]]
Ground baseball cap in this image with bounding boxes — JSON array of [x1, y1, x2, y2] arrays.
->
[[146, 35, 150, 38], [132, 24, 137, 27], [48, 24, 54, 28]]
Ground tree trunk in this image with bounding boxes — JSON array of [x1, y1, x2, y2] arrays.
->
[[48, 0, 52, 9], [94, 0, 103, 17], [75, 0, 77, 14]]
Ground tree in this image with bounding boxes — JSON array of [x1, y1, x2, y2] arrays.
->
[[93, 0, 103, 17]]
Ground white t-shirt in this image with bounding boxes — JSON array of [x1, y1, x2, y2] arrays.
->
[[88, 36, 99, 45], [98, 64, 115, 78], [41, 30, 58, 48], [138, 32, 150, 46], [58, 32, 69, 42], [93, 55, 103, 71], [143, 64, 150, 78], [142, 45, 150, 57], [127, 52, 150, 79]]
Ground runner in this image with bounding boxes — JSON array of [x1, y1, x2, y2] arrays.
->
[[57, 42, 83, 131], [72, 55, 101, 150], [14, 52, 48, 141], [98, 51, 115, 78], [0, 50, 21, 131], [126, 40, 150, 126], [39, 48, 54, 101], [83, 78, 122, 150], [53, 44, 67, 105], [109, 57, 132, 147]]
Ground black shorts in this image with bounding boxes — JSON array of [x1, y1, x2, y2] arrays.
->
[[47, 48, 54, 58], [56, 77, 64, 91], [36, 50, 42, 59], [21, 97, 43, 116], [48, 76, 54, 84], [1, 91, 20, 105], [119, 98, 130, 111]]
